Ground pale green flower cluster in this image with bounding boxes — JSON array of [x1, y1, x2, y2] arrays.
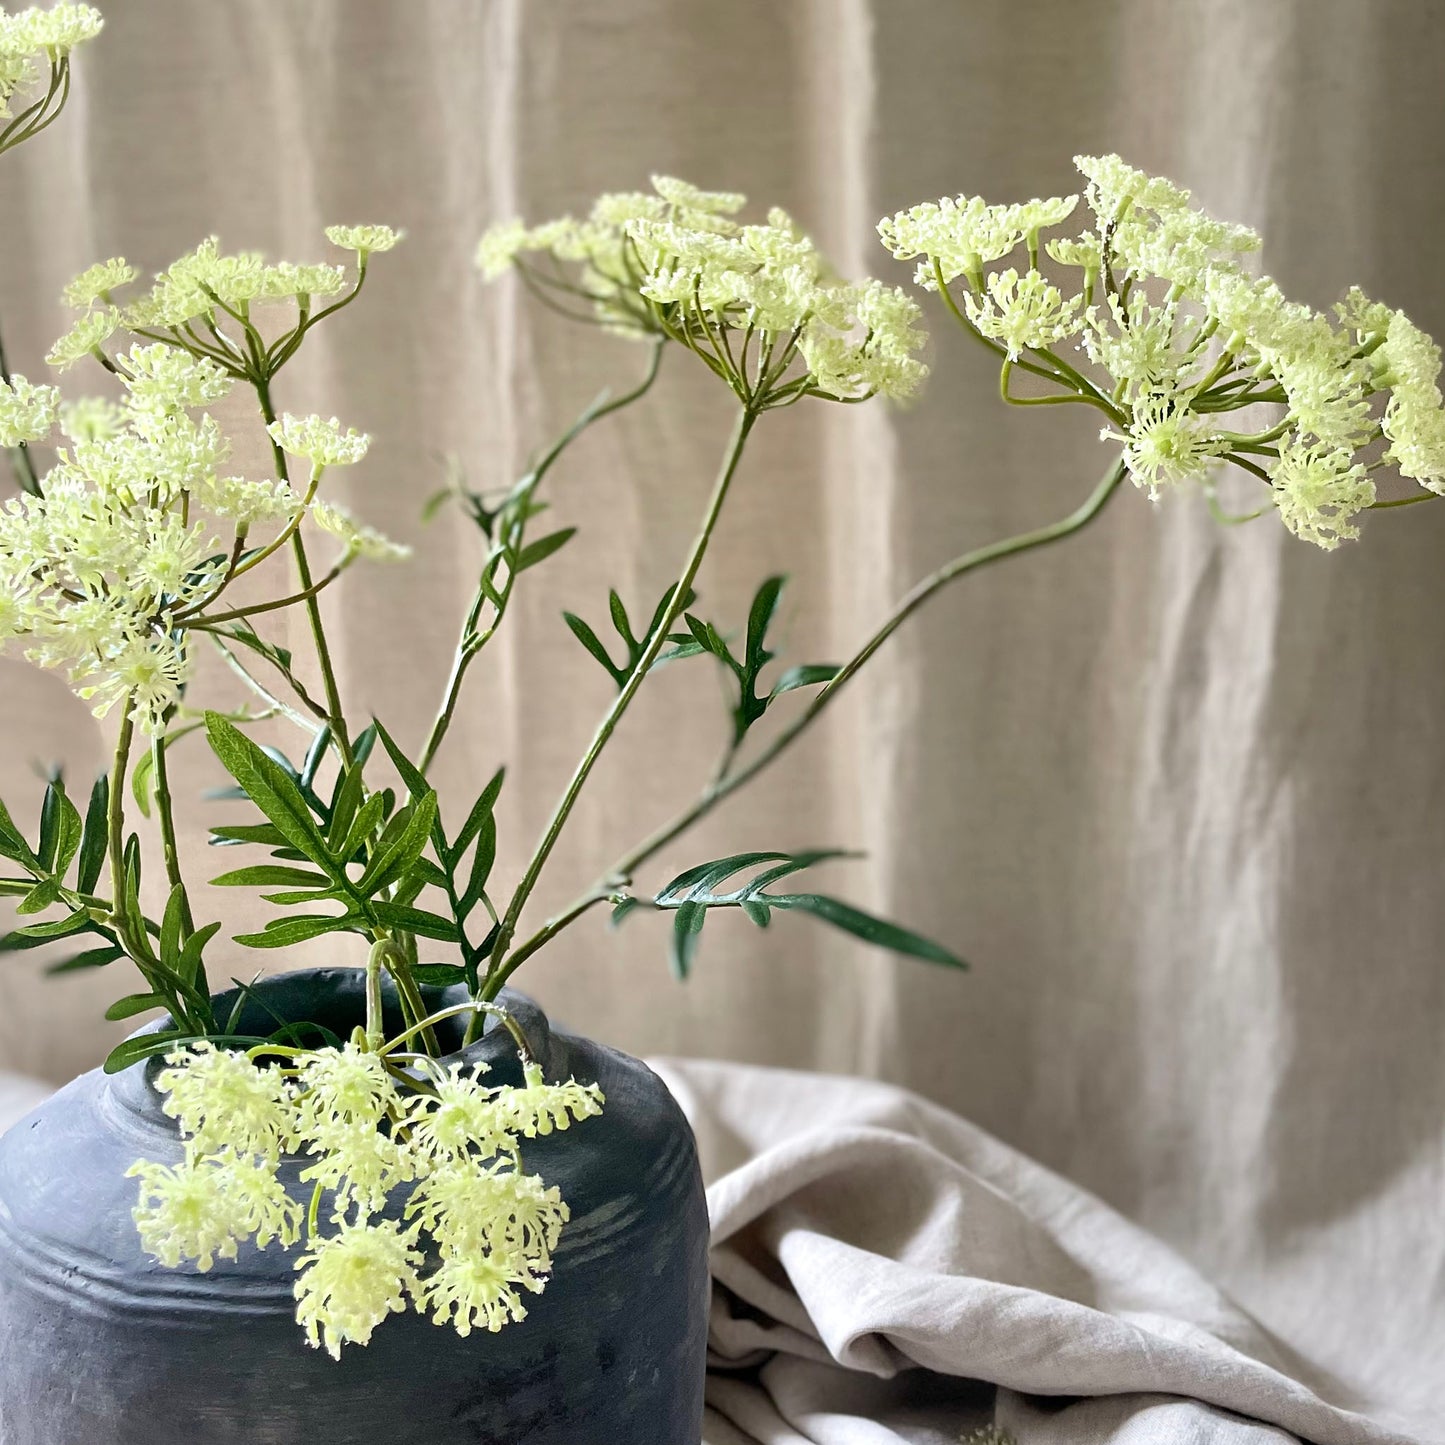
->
[[324, 224, 403, 258], [0, 3, 101, 121], [478, 175, 928, 405], [0, 220, 415, 732], [0, 324, 399, 730], [0, 372, 58, 446], [118, 236, 348, 331], [880, 153, 1445, 549], [130, 1040, 604, 1359]]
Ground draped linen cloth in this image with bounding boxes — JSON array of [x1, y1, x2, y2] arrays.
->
[[661, 1061, 1433, 1445], [0, 2, 1441, 1438]]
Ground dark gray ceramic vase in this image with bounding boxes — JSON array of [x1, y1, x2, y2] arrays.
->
[[0, 968, 709, 1444]]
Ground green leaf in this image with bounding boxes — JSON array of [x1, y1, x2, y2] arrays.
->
[[351, 723, 379, 770], [105, 993, 167, 1022], [208, 822, 293, 849], [233, 913, 360, 949], [461, 814, 496, 915], [16, 877, 62, 916], [158, 884, 189, 968], [739, 899, 772, 928], [205, 714, 346, 890], [175, 920, 221, 989], [768, 893, 966, 968], [610, 896, 649, 928], [449, 769, 505, 866], [772, 663, 841, 697], [38, 780, 82, 875], [326, 763, 367, 850], [130, 748, 156, 818], [357, 793, 438, 898], [608, 588, 635, 647], [45, 944, 124, 974], [373, 720, 429, 803], [737, 848, 854, 896], [516, 527, 577, 572], [368, 902, 459, 942], [412, 962, 469, 987], [0, 797, 35, 867], [656, 851, 795, 904], [339, 792, 388, 865], [563, 611, 624, 685], [300, 725, 334, 791], [745, 575, 785, 669], [669, 900, 706, 980], [684, 613, 735, 669], [0, 910, 92, 947], [103, 1031, 192, 1075], [210, 864, 333, 889], [76, 773, 109, 894]]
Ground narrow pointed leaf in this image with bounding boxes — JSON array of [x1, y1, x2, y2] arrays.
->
[[357, 793, 437, 898], [76, 773, 109, 894], [745, 576, 786, 667], [233, 914, 360, 949], [39, 780, 82, 875], [656, 851, 793, 904], [449, 769, 505, 866], [771, 663, 841, 697], [205, 714, 346, 889], [45, 944, 124, 974], [159, 884, 189, 968], [515, 527, 577, 572], [211, 864, 333, 889], [105, 993, 167, 1022], [563, 612, 623, 684], [767, 893, 966, 968], [669, 900, 706, 980]]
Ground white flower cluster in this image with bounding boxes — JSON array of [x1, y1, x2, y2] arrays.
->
[[0, 317, 396, 730], [109, 236, 349, 334], [0, 3, 101, 121], [130, 1040, 604, 1359], [478, 175, 928, 404], [881, 154, 1445, 549]]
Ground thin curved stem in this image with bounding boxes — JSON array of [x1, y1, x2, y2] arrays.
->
[[483, 402, 758, 995], [253, 377, 354, 769], [1369, 490, 1443, 510], [492, 455, 1130, 989], [418, 338, 665, 776]]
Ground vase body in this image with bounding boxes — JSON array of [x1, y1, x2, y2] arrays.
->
[[0, 968, 709, 1445]]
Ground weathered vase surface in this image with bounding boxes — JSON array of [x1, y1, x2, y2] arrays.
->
[[0, 969, 709, 1445]]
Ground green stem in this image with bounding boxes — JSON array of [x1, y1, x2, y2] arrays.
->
[[483, 402, 758, 994], [418, 338, 665, 776], [253, 378, 354, 770], [494, 455, 1130, 982], [107, 705, 135, 942], [363, 937, 387, 1049], [0, 316, 41, 495], [1369, 490, 1443, 510], [150, 732, 195, 935]]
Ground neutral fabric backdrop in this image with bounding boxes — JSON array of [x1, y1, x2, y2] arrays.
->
[[0, 0, 1441, 1436]]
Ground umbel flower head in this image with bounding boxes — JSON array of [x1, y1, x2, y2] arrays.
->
[[478, 174, 928, 408], [880, 153, 1445, 550], [0, 243, 403, 732], [131, 1035, 605, 1359], [0, 4, 102, 130]]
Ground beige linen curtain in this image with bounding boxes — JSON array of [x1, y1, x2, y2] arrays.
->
[[0, 0, 1441, 1433]]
